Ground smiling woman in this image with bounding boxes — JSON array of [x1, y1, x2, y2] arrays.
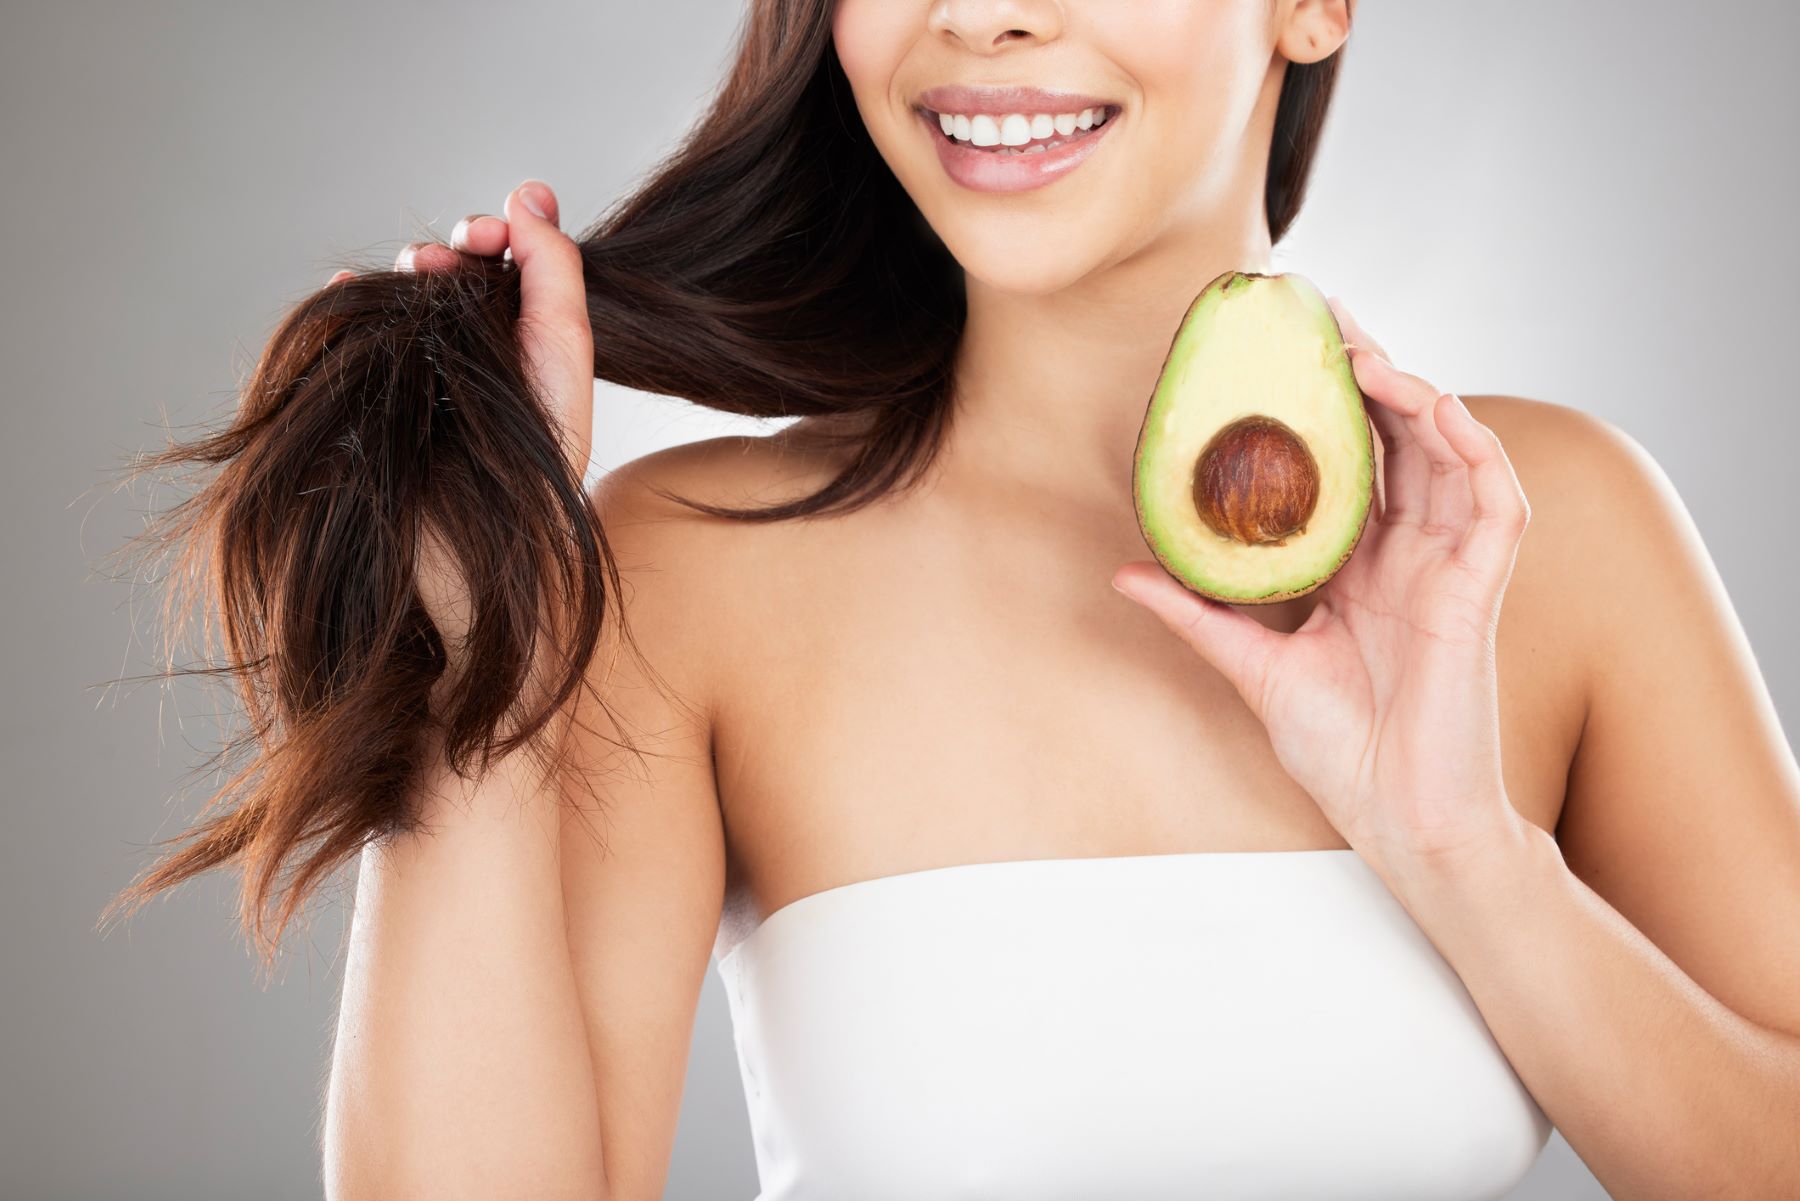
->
[[101, 0, 1348, 973], [99, 1, 1800, 1200]]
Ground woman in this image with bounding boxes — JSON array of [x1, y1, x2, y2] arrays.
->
[[104, 1, 1800, 1198]]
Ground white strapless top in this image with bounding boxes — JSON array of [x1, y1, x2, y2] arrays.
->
[[715, 848, 1551, 1200]]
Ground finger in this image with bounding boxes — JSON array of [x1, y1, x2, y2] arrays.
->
[[325, 269, 355, 286], [419, 244, 464, 273], [1434, 394, 1530, 593], [1347, 350, 1472, 536], [502, 179, 594, 465], [504, 179, 587, 359], [1112, 561, 1283, 719], [1331, 303, 1459, 475], [1361, 374, 1427, 526], [1331, 302, 1427, 526], [393, 241, 461, 273], [1328, 296, 1391, 362], [450, 213, 510, 257]]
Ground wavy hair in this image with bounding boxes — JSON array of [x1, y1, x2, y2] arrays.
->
[[100, 0, 1352, 971]]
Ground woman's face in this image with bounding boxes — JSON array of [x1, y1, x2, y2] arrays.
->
[[832, 0, 1313, 296]]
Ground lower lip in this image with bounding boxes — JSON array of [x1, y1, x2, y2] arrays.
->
[[920, 109, 1118, 194]]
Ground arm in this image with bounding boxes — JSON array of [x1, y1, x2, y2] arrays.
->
[[557, 453, 733, 1200], [323, 739, 610, 1201], [1379, 405, 1800, 1201], [321, 456, 729, 1201], [320, 181, 729, 1200], [1112, 298, 1800, 1200]]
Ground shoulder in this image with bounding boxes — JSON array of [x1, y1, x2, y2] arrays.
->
[[583, 424, 850, 718], [1461, 393, 1666, 501], [591, 426, 842, 526], [1460, 394, 1691, 558], [1462, 392, 1714, 658]]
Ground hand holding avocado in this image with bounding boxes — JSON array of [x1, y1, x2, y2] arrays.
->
[[1114, 275, 1532, 873]]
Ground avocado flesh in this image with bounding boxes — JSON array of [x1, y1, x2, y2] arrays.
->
[[1132, 270, 1374, 604]]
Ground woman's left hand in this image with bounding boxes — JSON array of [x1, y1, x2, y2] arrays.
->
[[1112, 299, 1531, 873]]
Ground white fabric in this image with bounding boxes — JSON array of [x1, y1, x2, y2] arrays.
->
[[716, 847, 1551, 1200]]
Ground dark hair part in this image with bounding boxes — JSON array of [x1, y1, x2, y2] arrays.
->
[[100, 0, 1351, 971]]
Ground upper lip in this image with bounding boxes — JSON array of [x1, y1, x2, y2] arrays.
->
[[915, 84, 1117, 117]]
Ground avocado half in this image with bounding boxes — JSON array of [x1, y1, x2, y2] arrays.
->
[[1131, 270, 1374, 604]]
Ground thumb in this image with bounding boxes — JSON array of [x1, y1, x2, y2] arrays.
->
[[1111, 561, 1282, 717], [501, 179, 595, 477]]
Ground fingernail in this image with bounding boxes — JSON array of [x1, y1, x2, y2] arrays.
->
[[395, 244, 419, 272], [449, 214, 483, 250], [518, 181, 550, 220]]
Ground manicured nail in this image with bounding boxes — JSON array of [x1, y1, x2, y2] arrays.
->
[[395, 244, 419, 272], [518, 181, 550, 220], [449, 214, 483, 250]]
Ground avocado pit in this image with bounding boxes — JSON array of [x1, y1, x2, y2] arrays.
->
[[1192, 415, 1321, 546]]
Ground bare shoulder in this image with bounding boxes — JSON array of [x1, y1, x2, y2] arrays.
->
[[1462, 393, 1662, 500], [1466, 413, 1800, 1046], [1464, 391, 1747, 648], [583, 423, 851, 716], [1461, 393, 1684, 585], [590, 423, 849, 530], [1452, 395, 1724, 833]]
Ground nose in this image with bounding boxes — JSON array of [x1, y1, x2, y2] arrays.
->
[[927, 0, 1065, 53]]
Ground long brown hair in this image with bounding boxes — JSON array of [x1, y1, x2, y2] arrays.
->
[[100, 0, 1351, 972]]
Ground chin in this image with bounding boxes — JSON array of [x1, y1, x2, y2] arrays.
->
[[928, 214, 1116, 297]]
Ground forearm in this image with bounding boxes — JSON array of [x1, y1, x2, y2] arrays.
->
[[323, 739, 609, 1201], [1371, 814, 1800, 1201]]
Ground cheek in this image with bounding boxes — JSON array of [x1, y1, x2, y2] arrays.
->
[[1097, 1, 1273, 193], [830, 0, 911, 103], [1109, 0, 1267, 117]]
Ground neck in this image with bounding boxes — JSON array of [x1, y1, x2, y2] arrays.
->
[[942, 206, 1275, 510]]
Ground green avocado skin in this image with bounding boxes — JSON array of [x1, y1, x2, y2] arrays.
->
[[1131, 269, 1375, 605]]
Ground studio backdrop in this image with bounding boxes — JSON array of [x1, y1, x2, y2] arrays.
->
[[3, 2, 1795, 1198]]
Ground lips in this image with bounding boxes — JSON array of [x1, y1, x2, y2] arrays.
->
[[912, 85, 1122, 194], [915, 84, 1117, 117]]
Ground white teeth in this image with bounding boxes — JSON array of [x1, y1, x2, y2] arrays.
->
[[934, 106, 1112, 149]]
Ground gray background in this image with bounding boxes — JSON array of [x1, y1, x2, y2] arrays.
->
[[5, 1, 1794, 1197]]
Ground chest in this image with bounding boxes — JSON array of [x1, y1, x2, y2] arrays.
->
[[707, 500, 1584, 928]]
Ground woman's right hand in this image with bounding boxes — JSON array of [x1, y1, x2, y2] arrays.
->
[[331, 179, 596, 680], [372, 178, 595, 478]]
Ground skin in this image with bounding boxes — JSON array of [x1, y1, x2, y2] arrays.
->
[[330, 1, 1800, 1198]]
